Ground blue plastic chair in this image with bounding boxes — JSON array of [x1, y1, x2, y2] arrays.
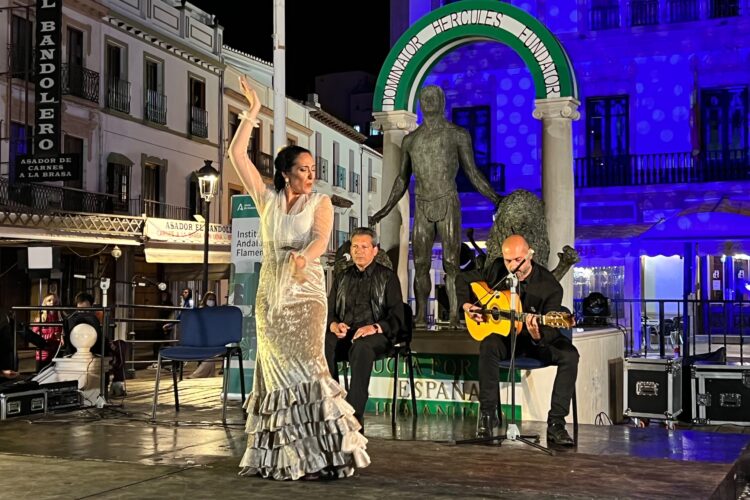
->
[[498, 308, 578, 445], [151, 306, 246, 424]]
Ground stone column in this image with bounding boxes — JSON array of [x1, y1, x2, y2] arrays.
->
[[372, 110, 417, 299], [533, 97, 580, 309]]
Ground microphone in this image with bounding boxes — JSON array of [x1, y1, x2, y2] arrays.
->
[[510, 248, 534, 275], [343, 253, 352, 262]]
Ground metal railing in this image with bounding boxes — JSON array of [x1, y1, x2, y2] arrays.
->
[[190, 106, 208, 138], [590, 4, 620, 30], [136, 198, 190, 220], [630, 0, 659, 25], [350, 172, 361, 194], [573, 297, 750, 363], [257, 152, 274, 178], [145, 89, 167, 125], [316, 156, 328, 182], [106, 79, 131, 114], [668, 0, 699, 22], [62, 64, 99, 103], [574, 150, 749, 187], [709, 0, 740, 18], [0, 176, 120, 215]]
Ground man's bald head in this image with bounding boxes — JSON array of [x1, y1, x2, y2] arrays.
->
[[502, 235, 534, 280]]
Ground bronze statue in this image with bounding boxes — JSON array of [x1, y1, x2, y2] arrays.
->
[[370, 85, 501, 328]]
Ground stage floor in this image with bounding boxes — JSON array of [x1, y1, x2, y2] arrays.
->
[[0, 376, 748, 499]]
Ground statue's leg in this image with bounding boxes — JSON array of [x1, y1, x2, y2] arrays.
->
[[438, 196, 462, 329], [413, 210, 435, 329]]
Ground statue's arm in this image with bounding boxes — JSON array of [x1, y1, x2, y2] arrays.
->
[[370, 138, 412, 225], [457, 129, 502, 206]]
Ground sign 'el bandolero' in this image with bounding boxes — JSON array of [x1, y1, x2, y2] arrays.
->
[[14, 0, 83, 183]]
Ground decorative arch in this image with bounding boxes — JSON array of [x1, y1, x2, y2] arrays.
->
[[374, 0, 577, 112]]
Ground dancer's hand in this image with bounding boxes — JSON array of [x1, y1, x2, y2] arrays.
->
[[290, 252, 307, 284], [239, 76, 261, 119]]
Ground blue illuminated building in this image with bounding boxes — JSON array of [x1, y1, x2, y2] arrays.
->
[[389, 0, 750, 326]]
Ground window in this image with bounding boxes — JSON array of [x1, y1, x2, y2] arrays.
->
[[63, 135, 84, 189], [349, 216, 359, 235], [630, 0, 659, 26], [189, 76, 207, 137], [67, 27, 84, 67], [107, 162, 131, 212], [228, 111, 239, 140], [452, 105, 491, 192], [350, 172, 360, 194], [9, 122, 32, 181], [106, 42, 129, 113], [144, 57, 166, 124], [668, 0, 699, 22], [336, 165, 346, 188], [586, 96, 629, 158], [143, 163, 162, 217], [709, 0, 739, 18], [590, 0, 620, 30], [701, 86, 747, 179], [10, 15, 32, 78]]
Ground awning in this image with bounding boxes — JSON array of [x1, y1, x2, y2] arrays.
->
[[331, 194, 353, 208], [144, 244, 231, 264]]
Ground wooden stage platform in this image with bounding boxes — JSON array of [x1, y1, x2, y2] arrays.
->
[[0, 375, 747, 498]]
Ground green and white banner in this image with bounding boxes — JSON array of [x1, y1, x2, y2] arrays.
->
[[362, 353, 522, 420], [227, 195, 262, 399]]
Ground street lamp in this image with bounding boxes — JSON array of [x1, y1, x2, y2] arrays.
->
[[196, 160, 219, 299]]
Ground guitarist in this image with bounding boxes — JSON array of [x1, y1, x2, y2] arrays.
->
[[462, 235, 579, 446]]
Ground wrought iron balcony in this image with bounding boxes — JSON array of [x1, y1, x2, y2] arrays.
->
[[145, 89, 167, 125], [315, 156, 329, 182], [574, 150, 750, 188], [62, 64, 99, 103], [668, 0, 699, 22], [590, 4, 620, 30], [0, 176, 121, 215], [106, 79, 131, 114], [190, 106, 208, 138], [137, 198, 190, 220], [257, 152, 274, 179], [630, 0, 659, 26]]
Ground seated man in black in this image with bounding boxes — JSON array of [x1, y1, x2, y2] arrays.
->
[[326, 227, 405, 429], [463, 235, 579, 446]]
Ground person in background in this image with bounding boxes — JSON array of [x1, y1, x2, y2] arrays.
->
[[0, 309, 19, 381], [180, 288, 195, 309], [32, 293, 63, 372], [188, 291, 219, 379]]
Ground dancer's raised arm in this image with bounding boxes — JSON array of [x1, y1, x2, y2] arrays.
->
[[228, 76, 268, 211]]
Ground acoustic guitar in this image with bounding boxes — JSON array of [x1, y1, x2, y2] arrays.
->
[[464, 281, 575, 342]]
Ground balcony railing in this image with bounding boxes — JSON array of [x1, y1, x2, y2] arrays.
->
[[62, 64, 99, 103], [335, 165, 346, 188], [574, 150, 749, 187], [0, 177, 120, 215], [630, 0, 659, 25], [668, 0, 699, 22], [145, 89, 167, 125], [106, 79, 131, 114], [709, 0, 739, 18], [368, 176, 377, 193], [190, 106, 208, 138], [137, 198, 189, 220], [257, 152, 274, 178], [315, 156, 328, 182], [7, 43, 32, 79], [350, 172, 360, 194], [590, 4, 620, 30]]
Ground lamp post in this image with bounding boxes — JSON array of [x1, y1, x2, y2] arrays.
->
[[196, 160, 219, 299]]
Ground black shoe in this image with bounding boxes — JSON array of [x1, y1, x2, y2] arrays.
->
[[547, 423, 575, 446], [476, 411, 500, 438]]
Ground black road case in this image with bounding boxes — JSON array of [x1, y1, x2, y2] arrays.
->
[[691, 363, 750, 425], [624, 357, 683, 420]]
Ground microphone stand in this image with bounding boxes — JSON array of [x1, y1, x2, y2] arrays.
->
[[455, 258, 553, 455]]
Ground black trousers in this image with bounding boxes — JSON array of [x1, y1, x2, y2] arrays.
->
[[325, 329, 392, 423], [478, 332, 579, 426]]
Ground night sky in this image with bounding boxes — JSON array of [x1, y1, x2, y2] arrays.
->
[[188, 1, 392, 99]]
